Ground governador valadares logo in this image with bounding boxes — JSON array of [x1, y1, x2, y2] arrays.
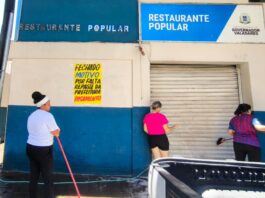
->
[[232, 13, 260, 36], [240, 13, 251, 24]]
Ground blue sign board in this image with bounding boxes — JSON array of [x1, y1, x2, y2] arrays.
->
[[17, 0, 138, 42], [140, 4, 236, 42]]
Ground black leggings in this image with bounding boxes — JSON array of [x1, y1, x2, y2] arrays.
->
[[26, 144, 54, 198], [233, 142, 261, 162]]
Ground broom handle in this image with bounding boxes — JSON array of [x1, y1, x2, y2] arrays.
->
[[225, 133, 251, 140], [223, 134, 251, 142], [56, 137, 81, 198], [224, 137, 233, 141]]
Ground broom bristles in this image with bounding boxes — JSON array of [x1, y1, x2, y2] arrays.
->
[[216, 137, 225, 145]]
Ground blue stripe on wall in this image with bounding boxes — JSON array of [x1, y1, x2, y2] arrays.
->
[[132, 107, 151, 175], [4, 105, 151, 175], [253, 111, 265, 162], [0, 107, 7, 141], [5, 106, 265, 174], [18, 0, 138, 42]]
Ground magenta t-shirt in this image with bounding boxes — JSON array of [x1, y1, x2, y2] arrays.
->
[[143, 112, 169, 135]]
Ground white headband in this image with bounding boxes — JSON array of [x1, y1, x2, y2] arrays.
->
[[36, 96, 50, 107]]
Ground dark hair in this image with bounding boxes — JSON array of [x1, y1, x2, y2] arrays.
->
[[151, 101, 162, 110], [234, 103, 251, 116], [32, 91, 46, 104]]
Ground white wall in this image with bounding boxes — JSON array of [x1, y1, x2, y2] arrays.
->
[[6, 41, 265, 111], [9, 59, 132, 107], [137, 0, 265, 110], [4, 1, 265, 110], [7, 42, 148, 108], [141, 42, 265, 111], [0, 61, 11, 107]]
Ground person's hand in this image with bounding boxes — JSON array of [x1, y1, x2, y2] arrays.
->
[[51, 129, 60, 137], [228, 129, 235, 136]]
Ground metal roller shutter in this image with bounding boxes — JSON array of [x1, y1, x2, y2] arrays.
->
[[151, 65, 240, 160]]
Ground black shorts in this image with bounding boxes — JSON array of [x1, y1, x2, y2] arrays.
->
[[148, 134, 169, 151]]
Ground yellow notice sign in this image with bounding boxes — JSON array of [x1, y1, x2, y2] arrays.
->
[[74, 63, 102, 104]]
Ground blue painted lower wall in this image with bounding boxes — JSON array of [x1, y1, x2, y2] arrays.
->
[[3, 105, 151, 176], [6, 106, 264, 175], [132, 107, 152, 175], [0, 107, 7, 141], [253, 111, 265, 162]]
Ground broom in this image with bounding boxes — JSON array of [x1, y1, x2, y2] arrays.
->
[[216, 134, 249, 145], [56, 137, 81, 198], [216, 137, 233, 145]]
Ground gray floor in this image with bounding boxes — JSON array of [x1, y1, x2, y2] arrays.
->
[[0, 143, 148, 198]]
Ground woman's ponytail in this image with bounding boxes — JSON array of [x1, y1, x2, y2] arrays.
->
[[234, 103, 251, 116]]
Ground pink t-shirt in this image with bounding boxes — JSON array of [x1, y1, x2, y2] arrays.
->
[[143, 112, 169, 135]]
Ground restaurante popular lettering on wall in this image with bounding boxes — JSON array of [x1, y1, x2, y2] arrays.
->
[[148, 14, 210, 31]]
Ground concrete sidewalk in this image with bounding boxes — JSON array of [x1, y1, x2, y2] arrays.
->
[[0, 143, 148, 198]]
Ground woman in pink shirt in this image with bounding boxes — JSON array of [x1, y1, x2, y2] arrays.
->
[[143, 101, 176, 159]]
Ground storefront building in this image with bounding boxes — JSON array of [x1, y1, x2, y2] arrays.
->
[[2, 0, 265, 175]]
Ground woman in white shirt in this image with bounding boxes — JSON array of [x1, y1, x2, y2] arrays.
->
[[27, 91, 60, 198]]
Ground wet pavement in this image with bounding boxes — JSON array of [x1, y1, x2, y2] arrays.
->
[[0, 143, 148, 198], [0, 172, 148, 198]]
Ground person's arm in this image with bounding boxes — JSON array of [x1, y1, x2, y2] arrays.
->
[[161, 114, 176, 134], [143, 123, 148, 133], [163, 124, 176, 134], [254, 125, 265, 132], [51, 128, 60, 137], [227, 121, 235, 136], [47, 114, 60, 137], [253, 118, 265, 132]]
